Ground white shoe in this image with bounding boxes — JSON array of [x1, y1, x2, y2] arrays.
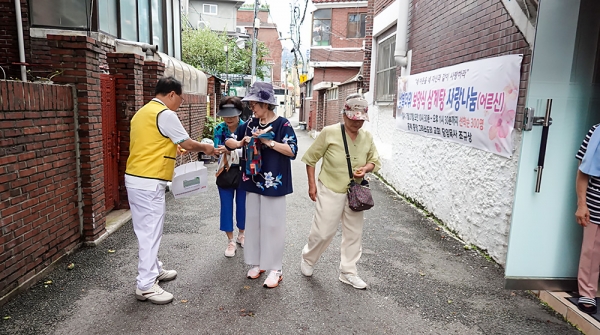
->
[[156, 269, 177, 282], [300, 258, 313, 277], [225, 241, 236, 258], [135, 282, 174, 304], [263, 270, 283, 288], [236, 234, 245, 248], [339, 273, 367, 289]]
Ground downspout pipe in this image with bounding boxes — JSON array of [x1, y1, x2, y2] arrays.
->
[[14, 0, 27, 82], [394, 0, 410, 67]]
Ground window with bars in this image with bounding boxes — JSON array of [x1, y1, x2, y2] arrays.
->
[[347, 13, 366, 38], [376, 36, 397, 102], [327, 87, 338, 100]]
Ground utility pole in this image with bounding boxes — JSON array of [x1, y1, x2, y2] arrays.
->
[[250, 0, 259, 84]]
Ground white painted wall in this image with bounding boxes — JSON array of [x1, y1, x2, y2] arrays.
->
[[363, 93, 523, 266]]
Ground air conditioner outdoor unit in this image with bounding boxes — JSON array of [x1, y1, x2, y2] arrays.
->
[[197, 21, 209, 29]]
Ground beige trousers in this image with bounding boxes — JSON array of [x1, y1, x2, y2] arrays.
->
[[578, 223, 600, 299], [302, 181, 365, 275]]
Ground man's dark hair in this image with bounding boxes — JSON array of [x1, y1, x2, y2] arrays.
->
[[155, 76, 182, 96], [219, 96, 243, 112]]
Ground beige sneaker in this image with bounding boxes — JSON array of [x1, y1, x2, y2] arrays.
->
[[135, 282, 174, 305], [225, 241, 236, 258], [300, 258, 313, 277], [156, 269, 177, 282], [339, 273, 367, 289]]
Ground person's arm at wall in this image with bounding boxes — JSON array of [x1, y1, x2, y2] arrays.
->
[[576, 164, 591, 227]]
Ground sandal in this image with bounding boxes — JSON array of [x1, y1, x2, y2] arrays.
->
[[577, 297, 597, 314]]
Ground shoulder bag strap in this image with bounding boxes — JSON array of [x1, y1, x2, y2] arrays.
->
[[340, 124, 354, 181]]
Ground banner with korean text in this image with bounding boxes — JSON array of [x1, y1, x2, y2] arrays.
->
[[397, 54, 523, 158]]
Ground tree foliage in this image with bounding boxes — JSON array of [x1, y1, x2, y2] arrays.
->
[[182, 27, 269, 80]]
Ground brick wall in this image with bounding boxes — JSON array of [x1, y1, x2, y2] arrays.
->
[[362, 0, 375, 92], [313, 68, 359, 89], [258, 28, 282, 84], [408, 0, 531, 118], [0, 0, 29, 80], [237, 9, 269, 23], [375, 0, 396, 15], [311, 49, 365, 63], [48, 35, 107, 242], [330, 7, 368, 49], [0, 81, 78, 301], [108, 53, 145, 208]]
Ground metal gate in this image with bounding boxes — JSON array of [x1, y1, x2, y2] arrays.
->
[[100, 74, 119, 212]]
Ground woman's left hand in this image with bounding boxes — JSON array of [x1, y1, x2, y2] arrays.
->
[[353, 166, 368, 178]]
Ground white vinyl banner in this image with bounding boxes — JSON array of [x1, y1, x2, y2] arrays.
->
[[397, 54, 523, 158]]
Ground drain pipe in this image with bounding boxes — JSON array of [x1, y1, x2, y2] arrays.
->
[[71, 85, 84, 238], [394, 0, 410, 67], [14, 0, 27, 82]]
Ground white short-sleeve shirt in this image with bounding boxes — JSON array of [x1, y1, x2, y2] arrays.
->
[[125, 98, 190, 191]]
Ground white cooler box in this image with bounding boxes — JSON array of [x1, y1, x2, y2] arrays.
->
[[170, 160, 208, 199]]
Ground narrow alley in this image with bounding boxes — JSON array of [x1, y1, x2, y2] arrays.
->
[[0, 116, 578, 335]]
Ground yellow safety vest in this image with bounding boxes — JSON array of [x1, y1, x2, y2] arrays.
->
[[125, 100, 178, 181]]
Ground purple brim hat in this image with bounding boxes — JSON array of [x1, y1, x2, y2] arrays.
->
[[241, 81, 277, 106]]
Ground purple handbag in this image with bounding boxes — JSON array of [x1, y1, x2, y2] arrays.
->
[[341, 124, 374, 212]]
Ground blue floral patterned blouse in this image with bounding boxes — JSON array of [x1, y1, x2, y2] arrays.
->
[[213, 119, 244, 148], [234, 116, 298, 196]]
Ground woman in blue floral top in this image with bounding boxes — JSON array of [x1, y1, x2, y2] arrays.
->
[[213, 97, 246, 258], [226, 82, 297, 288]]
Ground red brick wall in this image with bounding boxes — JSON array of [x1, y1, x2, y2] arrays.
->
[[0, 81, 78, 300], [375, 0, 396, 15], [237, 9, 269, 23], [311, 49, 364, 63], [318, 81, 360, 130], [330, 7, 368, 49], [48, 35, 107, 242], [313, 68, 359, 89], [108, 53, 145, 208], [258, 28, 282, 84], [407, 0, 531, 118], [362, 0, 375, 92]]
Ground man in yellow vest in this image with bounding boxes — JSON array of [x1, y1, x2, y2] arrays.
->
[[125, 76, 215, 305]]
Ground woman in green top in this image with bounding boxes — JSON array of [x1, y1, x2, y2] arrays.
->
[[299, 93, 381, 289]]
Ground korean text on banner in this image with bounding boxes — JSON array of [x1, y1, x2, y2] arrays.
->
[[396, 54, 523, 158], [171, 160, 208, 199]]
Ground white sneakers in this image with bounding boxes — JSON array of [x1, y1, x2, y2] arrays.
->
[[135, 268, 177, 305], [225, 240, 237, 257], [339, 273, 367, 289], [300, 258, 313, 277], [263, 270, 283, 288], [135, 281, 174, 305], [247, 266, 265, 279], [156, 269, 177, 282]]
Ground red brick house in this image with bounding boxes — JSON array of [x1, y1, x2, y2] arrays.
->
[[237, 7, 283, 87], [303, 0, 368, 131]]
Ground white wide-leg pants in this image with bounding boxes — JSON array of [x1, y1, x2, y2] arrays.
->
[[302, 181, 365, 275], [127, 186, 166, 290], [244, 193, 287, 271]]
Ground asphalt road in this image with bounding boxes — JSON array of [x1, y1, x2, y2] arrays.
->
[[0, 115, 580, 335]]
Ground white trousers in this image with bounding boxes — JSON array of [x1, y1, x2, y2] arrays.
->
[[244, 193, 287, 271], [302, 181, 365, 275], [127, 186, 166, 290]]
